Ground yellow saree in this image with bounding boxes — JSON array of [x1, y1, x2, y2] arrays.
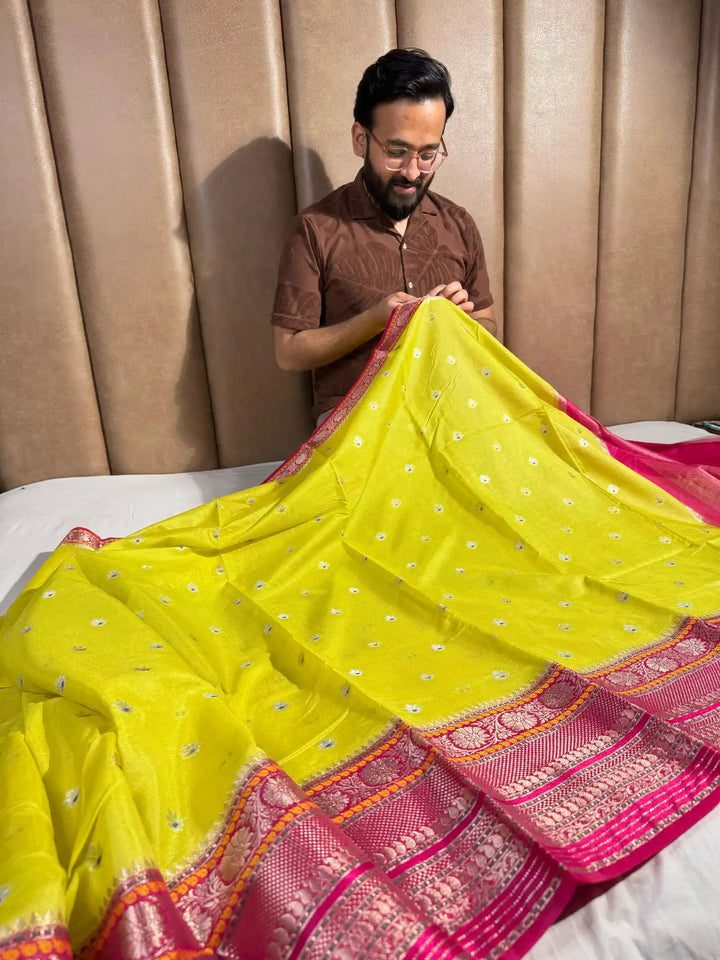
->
[[2, 298, 720, 959]]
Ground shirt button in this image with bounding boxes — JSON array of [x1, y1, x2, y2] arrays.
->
[[408, 281, 413, 289], [402, 242, 408, 250]]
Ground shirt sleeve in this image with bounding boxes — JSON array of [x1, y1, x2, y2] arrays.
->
[[271, 215, 324, 331], [460, 212, 494, 311]]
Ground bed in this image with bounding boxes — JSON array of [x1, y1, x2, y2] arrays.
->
[[2, 2, 719, 958]]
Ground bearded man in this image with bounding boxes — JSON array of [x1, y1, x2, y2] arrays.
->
[[271, 48, 496, 424]]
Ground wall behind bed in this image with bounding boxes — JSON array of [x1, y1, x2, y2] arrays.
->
[[1, 0, 718, 492]]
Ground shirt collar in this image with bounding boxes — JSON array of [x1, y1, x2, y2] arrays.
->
[[348, 169, 438, 224]]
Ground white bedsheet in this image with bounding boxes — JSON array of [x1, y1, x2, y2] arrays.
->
[[1, 422, 717, 958]]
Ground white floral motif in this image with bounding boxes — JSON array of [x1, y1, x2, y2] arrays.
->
[[559, 600, 572, 607], [557, 623, 572, 631], [55, 675, 66, 692], [406, 562, 417, 569], [609, 532, 621, 540], [64, 787, 79, 807], [405, 704, 422, 713], [659, 536, 672, 544], [330, 608, 343, 616], [376, 532, 387, 540], [413, 348, 422, 358], [353, 436, 363, 447], [561, 526, 573, 534], [348, 587, 360, 594], [367, 641, 381, 647], [528, 457, 538, 466], [493, 670, 508, 680], [273, 701, 288, 711], [421, 535, 431, 542], [432, 390, 441, 399], [580, 438, 589, 446], [42, 590, 56, 599], [90, 618, 106, 627], [466, 541, 477, 549], [608, 484, 619, 494], [455, 567, 466, 575], [446, 355, 456, 365], [187, 583, 199, 592], [515, 515, 525, 523], [159, 595, 171, 604], [209, 626, 222, 634], [319, 738, 336, 749], [384, 615, 397, 622], [453, 431, 463, 441], [557, 651, 572, 659], [503, 414, 511, 423], [349, 668, 363, 676], [277, 613, 290, 620], [391, 499, 402, 507], [521, 487, 531, 496], [623, 624, 638, 632], [115, 700, 132, 713], [255, 580, 265, 589], [493, 619, 506, 627], [434, 504, 444, 513], [558, 554, 571, 562], [482, 367, 491, 377], [420, 673, 434, 681], [405, 464, 415, 473], [468, 398, 477, 408], [678, 601, 692, 609], [479, 475, 490, 484], [180, 742, 200, 758], [107, 570, 119, 579], [431, 644, 445, 651]]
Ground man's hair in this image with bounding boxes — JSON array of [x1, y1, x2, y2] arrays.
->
[[354, 48, 454, 130]]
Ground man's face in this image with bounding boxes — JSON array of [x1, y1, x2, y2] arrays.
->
[[353, 98, 446, 222]]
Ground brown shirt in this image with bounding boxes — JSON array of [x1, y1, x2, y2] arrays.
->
[[272, 170, 493, 418]]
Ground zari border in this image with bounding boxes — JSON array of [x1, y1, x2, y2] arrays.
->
[[60, 527, 118, 549]]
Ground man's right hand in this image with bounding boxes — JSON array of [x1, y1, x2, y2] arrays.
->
[[367, 291, 417, 335], [274, 290, 417, 373]]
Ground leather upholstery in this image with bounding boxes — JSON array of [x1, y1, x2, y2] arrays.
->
[[0, 0, 718, 490]]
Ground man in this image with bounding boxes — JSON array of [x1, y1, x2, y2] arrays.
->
[[271, 48, 495, 424]]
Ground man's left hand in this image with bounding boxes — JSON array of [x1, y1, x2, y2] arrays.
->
[[427, 281, 474, 315]]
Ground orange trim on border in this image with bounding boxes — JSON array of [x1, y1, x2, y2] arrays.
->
[[305, 724, 407, 796], [0, 937, 71, 960], [445, 685, 596, 764], [331, 751, 436, 825], [584, 619, 697, 678], [425, 666, 565, 738]]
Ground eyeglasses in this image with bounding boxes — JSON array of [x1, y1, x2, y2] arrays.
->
[[364, 128, 448, 173]]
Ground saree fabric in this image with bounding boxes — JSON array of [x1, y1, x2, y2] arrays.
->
[[2, 298, 720, 960]]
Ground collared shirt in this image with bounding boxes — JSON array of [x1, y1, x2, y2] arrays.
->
[[271, 170, 493, 418]]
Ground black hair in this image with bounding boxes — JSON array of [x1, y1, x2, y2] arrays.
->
[[353, 48, 454, 130]]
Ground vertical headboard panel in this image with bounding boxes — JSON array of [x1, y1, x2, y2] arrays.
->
[[503, 0, 605, 410], [0, 0, 108, 489], [396, 0, 505, 335], [676, 0, 720, 423], [158, 0, 312, 468], [592, 0, 700, 424], [28, 0, 218, 474]]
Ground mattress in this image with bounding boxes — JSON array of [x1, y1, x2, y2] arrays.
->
[[1, 421, 717, 959]]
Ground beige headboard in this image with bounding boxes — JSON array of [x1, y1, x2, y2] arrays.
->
[[1, 0, 718, 492]]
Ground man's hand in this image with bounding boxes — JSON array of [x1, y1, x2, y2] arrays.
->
[[426, 281, 497, 336], [368, 290, 417, 334], [427, 281, 474, 315], [274, 290, 417, 373]]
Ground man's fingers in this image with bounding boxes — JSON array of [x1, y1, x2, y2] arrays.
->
[[426, 284, 446, 297], [458, 301, 475, 314], [442, 280, 464, 296], [449, 289, 470, 306]]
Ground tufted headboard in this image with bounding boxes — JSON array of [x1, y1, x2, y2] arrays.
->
[[1, 0, 719, 492]]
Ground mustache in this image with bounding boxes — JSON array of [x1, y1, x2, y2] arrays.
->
[[390, 176, 423, 189]]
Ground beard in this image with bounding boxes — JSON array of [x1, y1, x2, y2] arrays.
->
[[362, 154, 434, 222]]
